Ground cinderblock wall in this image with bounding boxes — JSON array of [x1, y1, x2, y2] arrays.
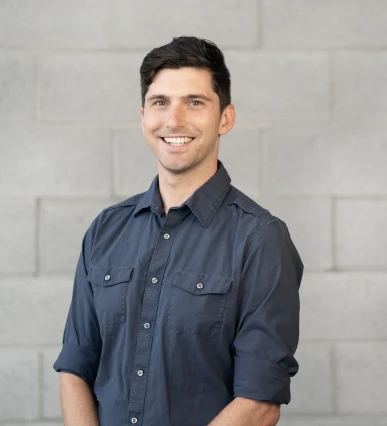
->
[[1, 1, 387, 425]]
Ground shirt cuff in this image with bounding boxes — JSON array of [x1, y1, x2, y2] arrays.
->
[[233, 355, 292, 404], [53, 343, 100, 387]]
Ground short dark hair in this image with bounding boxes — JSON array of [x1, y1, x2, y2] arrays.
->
[[140, 36, 231, 113]]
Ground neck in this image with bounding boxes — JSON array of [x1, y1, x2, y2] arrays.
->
[[158, 160, 218, 215]]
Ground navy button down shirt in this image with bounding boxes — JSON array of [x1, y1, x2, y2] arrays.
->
[[54, 160, 303, 426]]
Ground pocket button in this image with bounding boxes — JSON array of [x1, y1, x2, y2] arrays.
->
[[104, 274, 111, 281], [196, 282, 204, 290]]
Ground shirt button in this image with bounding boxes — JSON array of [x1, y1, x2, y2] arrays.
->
[[144, 322, 150, 329], [137, 369, 144, 376], [151, 277, 158, 284], [131, 418, 138, 424], [196, 282, 204, 290], [163, 233, 170, 240], [104, 274, 111, 281]]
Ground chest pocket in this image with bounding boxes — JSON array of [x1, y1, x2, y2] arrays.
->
[[168, 270, 232, 337], [88, 266, 133, 326]]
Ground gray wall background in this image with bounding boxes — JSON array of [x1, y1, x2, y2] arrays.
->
[[1, 1, 387, 425]]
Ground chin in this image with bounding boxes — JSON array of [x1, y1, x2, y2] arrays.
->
[[161, 161, 194, 175]]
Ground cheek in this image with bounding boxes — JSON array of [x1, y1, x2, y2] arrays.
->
[[200, 117, 221, 136], [143, 113, 163, 132]]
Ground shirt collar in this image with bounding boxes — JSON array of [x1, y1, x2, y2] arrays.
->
[[133, 160, 231, 227]]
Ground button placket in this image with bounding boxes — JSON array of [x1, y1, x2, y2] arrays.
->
[[128, 209, 185, 422]]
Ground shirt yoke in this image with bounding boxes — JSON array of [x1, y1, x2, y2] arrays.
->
[[102, 193, 145, 212], [226, 185, 281, 228]]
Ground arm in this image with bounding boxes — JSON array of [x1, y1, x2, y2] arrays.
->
[[212, 220, 303, 424], [208, 397, 280, 426], [59, 372, 100, 426], [53, 217, 103, 423]]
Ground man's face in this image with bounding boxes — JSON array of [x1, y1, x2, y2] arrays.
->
[[140, 67, 234, 175]]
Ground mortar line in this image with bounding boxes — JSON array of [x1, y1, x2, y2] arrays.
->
[[331, 196, 337, 271], [331, 344, 338, 414], [3, 45, 387, 54], [110, 129, 117, 197], [38, 350, 44, 419], [258, 128, 265, 194], [257, 0, 263, 49], [258, 129, 272, 195], [35, 53, 41, 124], [329, 51, 335, 122], [35, 198, 41, 277]]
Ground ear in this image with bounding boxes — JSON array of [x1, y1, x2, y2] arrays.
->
[[218, 104, 236, 136], [140, 107, 145, 133]]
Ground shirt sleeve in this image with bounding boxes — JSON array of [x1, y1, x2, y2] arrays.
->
[[53, 216, 102, 388], [232, 219, 304, 405]]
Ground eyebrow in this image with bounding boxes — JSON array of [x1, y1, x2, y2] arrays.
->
[[146, 94, 212, 103]]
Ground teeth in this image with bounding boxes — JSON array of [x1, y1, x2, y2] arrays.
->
[[164, 137, 193, 144]]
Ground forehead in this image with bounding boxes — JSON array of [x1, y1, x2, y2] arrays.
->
[[147, 67, 215, 97]]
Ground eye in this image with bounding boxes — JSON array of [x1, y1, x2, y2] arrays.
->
[[191, 100, 203, 106], [153, 100, 166, 106]]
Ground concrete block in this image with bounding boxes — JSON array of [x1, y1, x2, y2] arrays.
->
[[336, 199, 387, 270], [226, 52, 330, 122], [336, 342, 387, 413], [114, 129, 158, 196], [40, 53, 142, 123], [0, 199, 36, 274], [278, 416, 387, 426], [42, 348, 62, 419], [108, 0, 259, 49], [0, 349, 39, 419], [262, 128, 387, 195], [0, 0, 110, 48], [256, 196, 332, 270], [40, 198, 117, 273], [334, 52, 387, 121], [300, 273, 387, 340], [281, 343, 333, 414], [1, 424, 63, 426], [0, 53, 36, 121], [219, 128, 260, 195], [0, 127, 112, 196], [0, 277, 72, 346], [263, 0, 387, 48]]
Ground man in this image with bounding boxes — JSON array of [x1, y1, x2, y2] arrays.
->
[[54, 36, 303, 426]]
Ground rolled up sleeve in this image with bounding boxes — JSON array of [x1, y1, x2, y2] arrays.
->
[[233, 219, 303, 404], [53, 218, 102, 387]]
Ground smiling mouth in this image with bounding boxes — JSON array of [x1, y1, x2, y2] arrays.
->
[[160, 136, 194, 146]]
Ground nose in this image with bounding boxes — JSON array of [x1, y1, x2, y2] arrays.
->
[[166, 104, 186, 129]]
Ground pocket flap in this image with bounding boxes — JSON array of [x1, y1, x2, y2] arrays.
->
[[173, 270, 232, 295], [87, 266, 133, 287]]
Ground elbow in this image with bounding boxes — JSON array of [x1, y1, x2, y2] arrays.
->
[[255, 403, 280, 426], [263, 404, 280, 426]]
